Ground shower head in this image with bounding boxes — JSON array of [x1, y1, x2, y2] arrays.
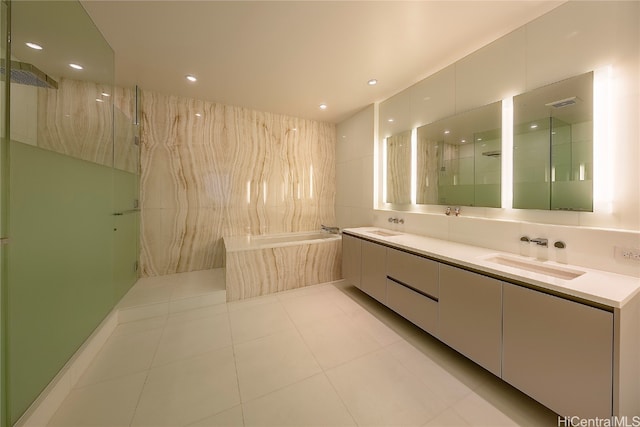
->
[[0, 59, 58, 89], [545, 96, 577, 109]]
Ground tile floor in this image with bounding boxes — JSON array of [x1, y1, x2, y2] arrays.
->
[[48, 269, 558, 427]]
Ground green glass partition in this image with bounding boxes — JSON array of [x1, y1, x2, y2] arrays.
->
[[4, 1, 140, 423], [1, 1, 8, 426]]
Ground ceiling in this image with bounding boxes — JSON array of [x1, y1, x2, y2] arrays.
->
[[79, 1, 564, 124]]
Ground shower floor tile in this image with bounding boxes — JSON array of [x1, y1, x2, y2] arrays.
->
[[48, 271, 558, 427]]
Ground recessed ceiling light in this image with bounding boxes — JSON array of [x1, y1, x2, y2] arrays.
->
[[530, 124, 538, 129], [319, 104, 327, 110], [186, 74, 197, 82], [292, 128, 297, 132], [101, 92, 110, 97], [461, 139, 466, 143], [388, 118, 394, 123], [477, 138, 483, 141], [195, 113, 202, 117], [26, 42, 43, 50], [69, 63, 83, 70], [368, 79, 378, 86], [95, 98, 104, 103], [444, 130, 450, 135]]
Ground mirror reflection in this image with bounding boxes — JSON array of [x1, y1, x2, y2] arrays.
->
[[513, 72, 593, 211], [385, 130, 411, 204], [416, 101, 501, 207]]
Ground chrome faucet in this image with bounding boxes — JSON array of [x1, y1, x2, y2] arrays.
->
[[529, 238, 548, 247], [321, 225, 340, 234]]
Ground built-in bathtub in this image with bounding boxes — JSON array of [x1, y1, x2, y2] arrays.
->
[[223, 231, 342, 301]]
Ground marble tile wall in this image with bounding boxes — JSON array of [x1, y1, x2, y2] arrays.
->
[[139, 91, 336, 277], [225, 240, 342, 301]]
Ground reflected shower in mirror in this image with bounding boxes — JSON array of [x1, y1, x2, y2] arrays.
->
[[416, 101, 501, 207], [385, 130, 412, 205], [513, 72, 593, 211]]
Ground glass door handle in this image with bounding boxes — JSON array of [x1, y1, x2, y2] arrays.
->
[[113, 209, 140, 216]]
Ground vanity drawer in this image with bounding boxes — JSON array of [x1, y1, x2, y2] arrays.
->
[[387, 248, 439, 298], [386, 279, 438, 336]]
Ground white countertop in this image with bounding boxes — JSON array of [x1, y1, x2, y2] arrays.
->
[[344, 227, 640, 309]]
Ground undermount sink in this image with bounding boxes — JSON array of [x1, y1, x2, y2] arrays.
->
[[368, 229, 403, 237], [481, 254, 585, 280]]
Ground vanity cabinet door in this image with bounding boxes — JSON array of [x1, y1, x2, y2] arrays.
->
[[502, 284, 613, 418], [361, 240, 387, 304], [439, 264, 502, 376], [342, 234, 362, 289]]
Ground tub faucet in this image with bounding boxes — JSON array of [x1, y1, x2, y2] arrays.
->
[[321, 225, 340, 234], [530, 237, 548, 247]]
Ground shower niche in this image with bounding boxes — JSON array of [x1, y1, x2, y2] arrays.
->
[[513, 72, 593, 211]]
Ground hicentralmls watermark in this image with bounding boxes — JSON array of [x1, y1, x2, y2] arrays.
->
[[558, 416, 640, 427]]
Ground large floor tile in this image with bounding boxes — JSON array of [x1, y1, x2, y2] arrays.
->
[[152, 312, 232, 367], [243, 374, 356, 427], [234, 329, 322, 402], [132, 347, 240, 427], [423, 408, 471, 426], [167, 301, 228, 325], [326, 349, 449, 426], [170, 268, 226, 299], [280, 290, 346, 325], [119, 282, 175, 308], [229, 300, 295, 344], [113, 314, 168, 336], [76, 328, 162, 387], [169, 292, 227, 313], [388, 340, 475, 406], [452, 393, 521, 427], [469, 376, 558, 426], [227, 294, 280, 312], [48, 372, 146, 427], [187, 405, 244, 427], [297, 312, 381, 369]]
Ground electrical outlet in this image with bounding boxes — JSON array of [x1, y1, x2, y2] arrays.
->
[[615, 246, 640, 261]]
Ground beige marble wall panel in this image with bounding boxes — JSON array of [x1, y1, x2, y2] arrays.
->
[[225, 240, 342, 301], [140, 90, 336, 276], [37, 78, 113, 166]]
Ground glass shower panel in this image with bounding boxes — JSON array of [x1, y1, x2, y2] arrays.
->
[[0, 2, 8, 426], [5, 1, 136, 424], [113, 99, 139, 301]]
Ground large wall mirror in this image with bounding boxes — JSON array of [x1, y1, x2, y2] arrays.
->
[[385, 130, 411, 204], [513, 72, 593, 211], [416, 101, 501, 207]]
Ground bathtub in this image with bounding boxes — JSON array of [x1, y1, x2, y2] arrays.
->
[[223, 231, 342, 301]]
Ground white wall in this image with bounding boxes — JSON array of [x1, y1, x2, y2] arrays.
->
[[336, 1, 640, 277], [336, 104, 375, 228]]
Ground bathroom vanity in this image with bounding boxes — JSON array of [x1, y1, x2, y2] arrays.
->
[[342, 227, 640, 419]]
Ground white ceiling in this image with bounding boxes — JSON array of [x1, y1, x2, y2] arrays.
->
[[80, 1, 563, 124]]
